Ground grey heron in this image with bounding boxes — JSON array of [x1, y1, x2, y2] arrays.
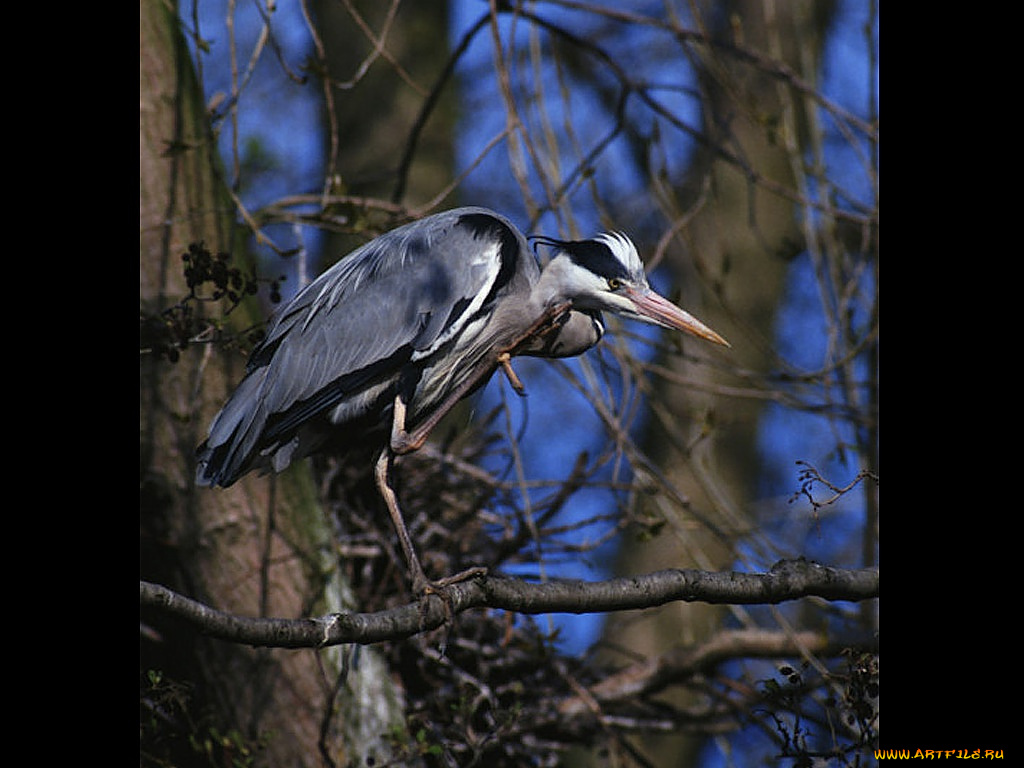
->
[[196, 207, 728, 594]]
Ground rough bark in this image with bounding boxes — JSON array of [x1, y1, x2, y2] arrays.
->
[[140, 2, 404, 764]]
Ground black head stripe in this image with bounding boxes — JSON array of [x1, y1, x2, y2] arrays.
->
[[530, 235, 631, 282]]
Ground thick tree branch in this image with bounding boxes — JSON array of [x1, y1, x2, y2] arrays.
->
[[140, 558, 878, 648]]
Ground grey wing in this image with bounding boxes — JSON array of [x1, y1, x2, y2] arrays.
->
[[196, 207, 531, 486], [251, 207, 526, 411]]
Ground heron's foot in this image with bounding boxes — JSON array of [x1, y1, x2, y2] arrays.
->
[[411, 566, 488, 629], [497, 352, 526, 395], [412, 565, 489, 598]]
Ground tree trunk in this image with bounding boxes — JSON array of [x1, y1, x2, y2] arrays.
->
[[140, 2, 405, 764]]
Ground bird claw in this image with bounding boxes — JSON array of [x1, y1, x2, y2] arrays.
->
[[412, 567, 488, 630], [413, 566, 489, 597], [497, 352, 526, 396]]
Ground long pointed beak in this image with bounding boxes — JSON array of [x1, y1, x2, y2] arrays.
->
[[625, 287, 730, 347]]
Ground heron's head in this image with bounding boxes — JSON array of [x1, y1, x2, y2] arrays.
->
[[532, 232, 730, 347]]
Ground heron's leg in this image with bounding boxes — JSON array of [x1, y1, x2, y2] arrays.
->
[[389, 392, 441, 455], [389, 371, 489, 455], [388, 303, 575, 456], [375, 308, 573, 594], [377, 433, 488, 596], [374, 448, 432, 595], [389, 395, 414, 451]]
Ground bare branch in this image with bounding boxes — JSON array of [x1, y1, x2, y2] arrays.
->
[[790, 461, 879, 512], [558, 627, 877, 717], [140, 559, 877, 649]]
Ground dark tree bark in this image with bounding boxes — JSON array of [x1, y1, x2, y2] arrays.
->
[[140, 2, 405, 764]]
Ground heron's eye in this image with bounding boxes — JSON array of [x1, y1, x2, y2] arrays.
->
[[607, 277, 622, 290]]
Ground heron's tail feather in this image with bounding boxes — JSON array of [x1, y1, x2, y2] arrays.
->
[[195, 372, 269, 488]]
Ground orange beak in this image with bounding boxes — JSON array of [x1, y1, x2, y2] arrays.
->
[[624, 287, 730, 347]]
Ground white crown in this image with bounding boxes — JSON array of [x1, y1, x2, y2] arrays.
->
[[593, 232, 643, 275]]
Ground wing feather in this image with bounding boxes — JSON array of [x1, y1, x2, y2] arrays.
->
[[197, 207, 532, 486]]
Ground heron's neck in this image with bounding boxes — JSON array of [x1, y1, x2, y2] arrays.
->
[[531, 255, 578, 310]]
